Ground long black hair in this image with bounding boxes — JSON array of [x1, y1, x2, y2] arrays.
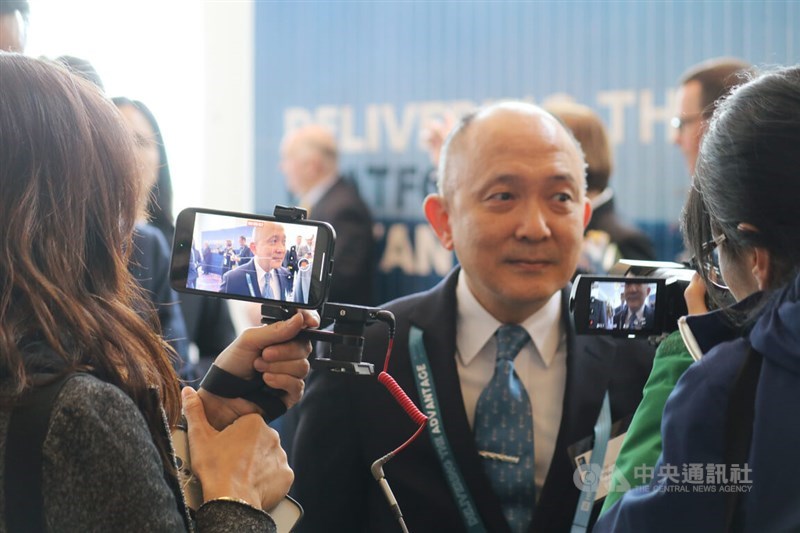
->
[[682, 65, 800, 304], [111, 97, 175, 238]]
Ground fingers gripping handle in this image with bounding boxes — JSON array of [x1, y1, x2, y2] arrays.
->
[[200, 365, 287, 421]]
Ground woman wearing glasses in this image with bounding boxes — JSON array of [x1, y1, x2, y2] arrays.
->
[[597, 66, 800, 531]]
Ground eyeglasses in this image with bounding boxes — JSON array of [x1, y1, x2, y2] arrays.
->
[[670, 114, 703, 132], [690, 233, 728, 290]]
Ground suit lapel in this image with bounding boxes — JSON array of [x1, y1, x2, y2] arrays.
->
[[409, 268, 511, 532]]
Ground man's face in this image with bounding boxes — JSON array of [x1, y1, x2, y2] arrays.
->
[[254, 223, 287, 271], [623, 283, 650, 312], [239, 237, 247, 247], [280, 132, 317, 197], [673, 80, 706, 175], [424, 107, 591, 323], [0, 11, 27, 52]]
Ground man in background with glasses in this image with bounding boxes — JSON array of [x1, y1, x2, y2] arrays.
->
[[672, 57, 751, 176]]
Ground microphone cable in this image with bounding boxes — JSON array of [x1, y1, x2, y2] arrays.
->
[[371, 310, 428, 533]]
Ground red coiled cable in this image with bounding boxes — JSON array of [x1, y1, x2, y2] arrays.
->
[[378, 371, 428, 426], [372, 312, 427, 533], [377, 335, 428, 455]]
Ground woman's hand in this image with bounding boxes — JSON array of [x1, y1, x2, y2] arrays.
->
[[684, 272, 710, 315], [197, 310, 319, 430], [183, 387, 293, 511]]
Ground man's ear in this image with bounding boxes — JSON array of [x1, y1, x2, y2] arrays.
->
[[423, 194, 454, 251], [582, 198, 593, 229]]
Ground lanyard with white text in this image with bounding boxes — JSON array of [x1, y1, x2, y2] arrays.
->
[[571, 391, 612, 533], [245, 271, 258, 298], [408, 326, 488, 533]]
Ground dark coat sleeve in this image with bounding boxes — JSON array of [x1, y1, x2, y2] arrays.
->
[[44, 376, 276, 532]]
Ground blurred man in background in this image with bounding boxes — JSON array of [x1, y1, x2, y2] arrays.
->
[[280, 125, 375, 306], [672, 57, 751, 175], [0, 0, 28, 52]]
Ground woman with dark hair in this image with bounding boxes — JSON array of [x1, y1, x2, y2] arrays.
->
[[597, 66, 800, 531], [113, 97, 238, 375], [0, 55, 314, 530]]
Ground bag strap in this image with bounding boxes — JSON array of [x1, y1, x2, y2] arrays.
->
[[723, 346, 762, 532], [5, 374, 78, 533]]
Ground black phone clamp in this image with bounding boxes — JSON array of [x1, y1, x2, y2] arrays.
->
[[273, 205, 307, 221], [260, 302, 384, 376]]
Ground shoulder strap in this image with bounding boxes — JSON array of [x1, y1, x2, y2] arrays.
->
[[5, 374, 78, 533], [723, 346, 762, 533]]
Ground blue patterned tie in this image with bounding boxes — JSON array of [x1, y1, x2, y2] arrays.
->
[[474, 325, 535, 533], [262, 271, 273, 299]]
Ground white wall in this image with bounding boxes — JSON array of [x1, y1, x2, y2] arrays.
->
[[25, 0, 258, 332], [202, 1, 255, 214], [24, 0, 255, 219]]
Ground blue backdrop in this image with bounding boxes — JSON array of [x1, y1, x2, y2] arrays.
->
[[254, 1, 798, 304]]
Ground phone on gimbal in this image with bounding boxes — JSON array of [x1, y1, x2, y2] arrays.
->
[[170, 207, 335, 309]]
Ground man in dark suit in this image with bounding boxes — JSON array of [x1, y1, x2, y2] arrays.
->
[[186, 245, 201, 289], [612, 282, 655, 331], [220, 239, 236, 275], [232, 234, 254, 268], [219, 221, 296, 302], [280, 125, 374, 306], [291, 102, 654, 532]]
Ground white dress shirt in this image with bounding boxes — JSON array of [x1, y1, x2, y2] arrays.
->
[[624, 306, 646, 328], [455, 272, 567, 495], [254, 260, 280, 299]]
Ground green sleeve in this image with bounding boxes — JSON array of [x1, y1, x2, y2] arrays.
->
[[600, 330, 695, 514]]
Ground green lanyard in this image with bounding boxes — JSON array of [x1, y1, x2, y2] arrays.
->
[[408, 326, 488, 533]]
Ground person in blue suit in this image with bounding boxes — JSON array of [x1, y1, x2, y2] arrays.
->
[[232, 235, 254, 269], [612, 282, 655, 330], [220, 221, 296, 302]]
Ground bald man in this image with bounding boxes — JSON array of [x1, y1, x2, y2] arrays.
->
[[291, 102, 654, 532], [219, 221, 295, 302], [280, 125, 374, 305]]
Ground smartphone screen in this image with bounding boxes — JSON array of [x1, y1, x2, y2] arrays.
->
[[170, 208, 335, 309], [570, 276, 666, 337]]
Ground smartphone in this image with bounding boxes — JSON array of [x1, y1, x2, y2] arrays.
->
[[170, 208, 335, 309], [570, 275, 676, 338]]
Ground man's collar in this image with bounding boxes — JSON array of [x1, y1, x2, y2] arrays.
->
[[455, 272, 563, 368], [300, 173, 338, 208], [254, 258, 269, 279]]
